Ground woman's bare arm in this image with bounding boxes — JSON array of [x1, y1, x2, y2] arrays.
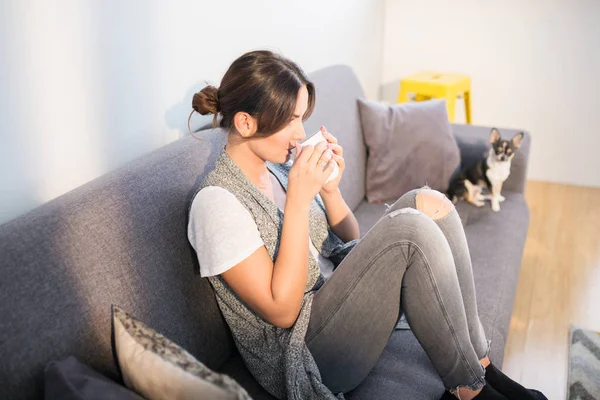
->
[[221, 143, 334, 329], [220, 191, 312, 328], [320, 188, 360, 242]]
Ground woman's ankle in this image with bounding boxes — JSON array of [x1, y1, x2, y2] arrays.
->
[[479, 356, 490, 368]]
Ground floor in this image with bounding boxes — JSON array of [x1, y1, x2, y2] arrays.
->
[[502, 180, 600, 399]]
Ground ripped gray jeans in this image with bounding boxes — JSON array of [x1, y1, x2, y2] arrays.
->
[[305, 187, 490, 394]]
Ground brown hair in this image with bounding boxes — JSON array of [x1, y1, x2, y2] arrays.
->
[[188, 50, 316, 140]]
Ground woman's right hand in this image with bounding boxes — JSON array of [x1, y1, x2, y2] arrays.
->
[[287, 141, 335, 206]]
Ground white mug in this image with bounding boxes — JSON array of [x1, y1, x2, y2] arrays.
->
[[296, 130, 339, 184]]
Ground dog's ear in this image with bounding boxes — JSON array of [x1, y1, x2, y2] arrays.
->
[[512, 132, 525, 148], [489, 128, 501, 143]]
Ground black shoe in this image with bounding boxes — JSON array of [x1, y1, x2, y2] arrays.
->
[[529, 389, 548, 400], [485, 362, 547, 400]]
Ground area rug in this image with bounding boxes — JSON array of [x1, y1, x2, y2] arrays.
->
[[568, 325, 600, 399]]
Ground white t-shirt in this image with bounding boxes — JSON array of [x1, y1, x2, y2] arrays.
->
[[188, 173, 335, 278]]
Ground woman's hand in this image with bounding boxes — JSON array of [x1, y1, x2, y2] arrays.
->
[[318, 126, 345, 195], [287, 137, 336, 207]]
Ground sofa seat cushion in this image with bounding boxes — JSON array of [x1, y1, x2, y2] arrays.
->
[[455, 191, 530, 366]]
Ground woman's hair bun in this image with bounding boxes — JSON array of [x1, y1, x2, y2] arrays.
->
[[192, 85, 220, 115]]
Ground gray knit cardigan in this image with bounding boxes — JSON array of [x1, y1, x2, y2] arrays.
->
[[190, 147, 358, 399]]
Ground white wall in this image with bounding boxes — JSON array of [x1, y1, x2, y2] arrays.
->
[[0, 0, 384, 225], [381, 0, 600, 188]]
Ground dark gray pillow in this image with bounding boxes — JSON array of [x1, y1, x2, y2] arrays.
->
[[357, 98, 461, 202], [44, 355, 144, 400]]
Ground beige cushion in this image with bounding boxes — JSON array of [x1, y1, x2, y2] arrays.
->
[[111, 305, 252, 400], [357, 98, 460, 202]]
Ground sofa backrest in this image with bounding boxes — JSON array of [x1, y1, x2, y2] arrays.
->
[[0, 65, 368, 399], [0, 131, 234, 399]]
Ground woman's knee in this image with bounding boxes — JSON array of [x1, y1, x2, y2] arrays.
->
[[385, 186, 454, 220], [415, 187, 455, 220]]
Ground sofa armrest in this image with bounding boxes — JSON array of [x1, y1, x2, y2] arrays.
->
[[450, 123, 532, 194]]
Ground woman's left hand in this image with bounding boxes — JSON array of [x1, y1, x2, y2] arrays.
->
[[318, 125, 345, 195]]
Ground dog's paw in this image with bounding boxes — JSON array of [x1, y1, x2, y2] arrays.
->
[[491, 201, 501, 212], [475, 201, 485, 207], [498, 195, 506, 202]]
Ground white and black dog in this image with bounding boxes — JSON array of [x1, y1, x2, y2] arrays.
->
[[447, 128, 524, 212]]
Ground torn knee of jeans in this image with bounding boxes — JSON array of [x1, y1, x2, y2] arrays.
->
[[388, 207, 421, 218], [415, 186, 455, 220]]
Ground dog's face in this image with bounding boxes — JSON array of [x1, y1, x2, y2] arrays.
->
[[489, 128, 524, 162]]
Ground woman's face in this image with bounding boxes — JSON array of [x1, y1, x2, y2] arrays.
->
[[249, 85, 309, 164]]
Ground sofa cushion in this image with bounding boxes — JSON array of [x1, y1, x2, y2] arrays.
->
[[456, 191, 530, 366], [112, 305, 252, 400], [357, 98, 460, 203], [44, 356, 144, 400]]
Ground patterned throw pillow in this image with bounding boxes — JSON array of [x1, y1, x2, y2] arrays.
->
[[111, 305, 252, 400]]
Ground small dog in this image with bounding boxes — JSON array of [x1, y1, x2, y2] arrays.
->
[[447, 128, 524, 212]]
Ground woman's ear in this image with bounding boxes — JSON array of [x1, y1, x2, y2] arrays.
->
[[233, 112, 258, 138]]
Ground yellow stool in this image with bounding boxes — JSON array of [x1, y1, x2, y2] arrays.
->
[[397, 71, 472, 123]]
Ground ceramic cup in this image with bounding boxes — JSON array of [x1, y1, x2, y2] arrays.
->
[[295, 130, 339, 184]]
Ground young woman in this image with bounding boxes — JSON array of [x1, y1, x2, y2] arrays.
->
[[187, 50, 545, 400]]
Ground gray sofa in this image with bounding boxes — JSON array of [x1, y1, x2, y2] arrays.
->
[[0, 65, 531, 399]]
